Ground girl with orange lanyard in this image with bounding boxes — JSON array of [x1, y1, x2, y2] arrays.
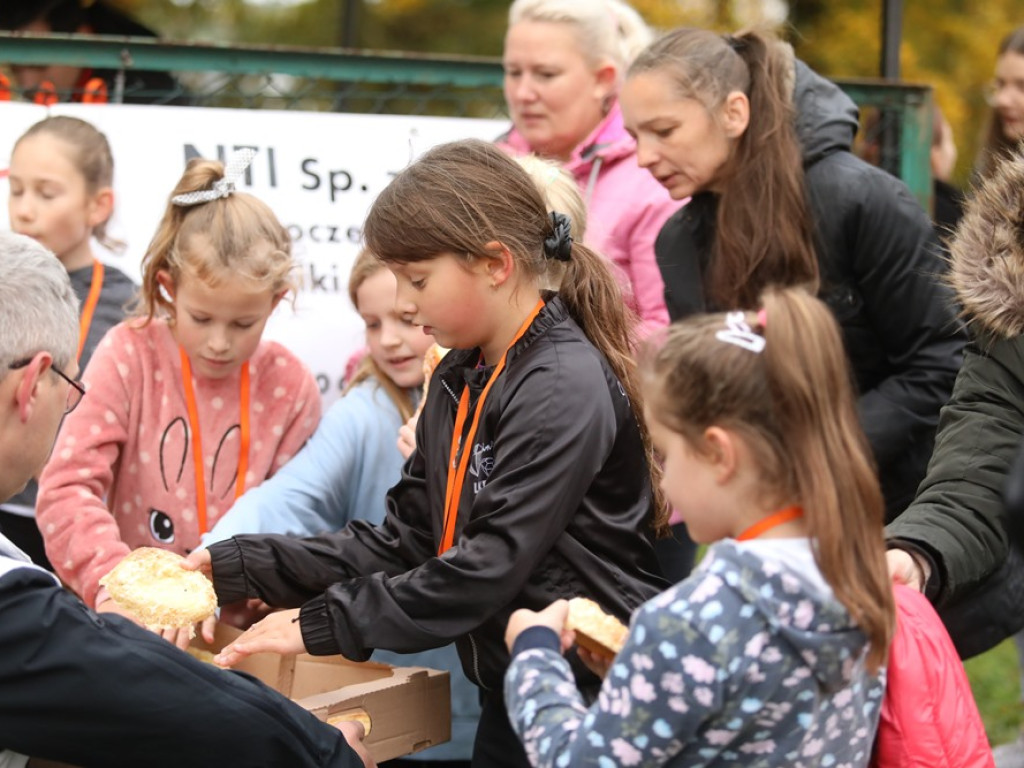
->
[[504, 287, 897, 767], [186, 139, 669, 768], [0, 115, 136, 568], [36, 149, 321, 649]]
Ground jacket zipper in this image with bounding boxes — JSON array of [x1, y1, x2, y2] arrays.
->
[[467, 632, 490, 691]]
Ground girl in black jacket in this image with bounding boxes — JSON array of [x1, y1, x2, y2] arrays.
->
[[190, 139, 668, 768], [620, 28, 966, 520]]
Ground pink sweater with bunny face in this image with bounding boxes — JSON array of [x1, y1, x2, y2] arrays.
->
[[36, 319, 322, 606]]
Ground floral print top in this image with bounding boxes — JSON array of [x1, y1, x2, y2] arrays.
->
[[504, 539, 886, 767]]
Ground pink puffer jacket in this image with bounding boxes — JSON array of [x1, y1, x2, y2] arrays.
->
[[872, 584, 994, 767], [497, 102, 682, 338]]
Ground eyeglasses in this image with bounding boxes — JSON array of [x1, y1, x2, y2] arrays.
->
[[8, 357, 86, 415]]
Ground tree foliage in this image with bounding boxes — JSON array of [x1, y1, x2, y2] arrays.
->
[[120, 0, 1019, 182]]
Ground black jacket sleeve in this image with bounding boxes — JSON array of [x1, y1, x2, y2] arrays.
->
[[0, 566, 360, 768]]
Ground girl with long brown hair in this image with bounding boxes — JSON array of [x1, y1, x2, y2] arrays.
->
[[188, 138, 669, 768], [505, 286, 896, 766], [621, 27, 966, 521], [976, 25, 1024, 180]]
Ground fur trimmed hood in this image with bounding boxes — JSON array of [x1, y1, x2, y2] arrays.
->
[[950, 150, 1024, 339]]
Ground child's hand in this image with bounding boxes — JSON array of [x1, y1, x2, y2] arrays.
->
[[334, 720, 377, 768], [397, 414, 419, 460], [505, 599, 572, 655], [220, 597, 274, 630], [576, 644, 612, 679], [182, 548, 213, 579], [213, 608, 305, 667]]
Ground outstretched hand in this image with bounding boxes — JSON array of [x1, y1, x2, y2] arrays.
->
[[182, 548, 213, 579], [213, 608, 305, 667], [397, 414, 419, 460]]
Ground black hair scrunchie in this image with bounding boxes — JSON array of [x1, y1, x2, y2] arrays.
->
[[543, 211, 573, 262]]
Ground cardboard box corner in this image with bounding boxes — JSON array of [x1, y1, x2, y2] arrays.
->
[[191, 623, 450, 762]]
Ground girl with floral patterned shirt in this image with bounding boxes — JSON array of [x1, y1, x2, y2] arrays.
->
[[504, 286, 896, 767]]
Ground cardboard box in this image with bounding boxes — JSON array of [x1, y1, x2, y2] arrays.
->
[[191, 623, 450, 762]]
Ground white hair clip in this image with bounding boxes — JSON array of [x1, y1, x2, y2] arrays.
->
[[715, 311, 765, 353], [171, 148, 257, 207]]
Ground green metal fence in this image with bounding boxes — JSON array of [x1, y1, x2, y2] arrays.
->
[[0, 32, 933, 209]]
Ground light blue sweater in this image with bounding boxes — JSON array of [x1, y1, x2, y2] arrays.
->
[[204, 379, 479, 761]]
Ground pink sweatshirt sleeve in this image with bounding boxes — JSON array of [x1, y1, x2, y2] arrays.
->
[[36, 328, 134, 606]]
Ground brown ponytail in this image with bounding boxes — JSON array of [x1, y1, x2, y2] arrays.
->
[[641, 286, 895, 671], [629, 28, 819, 309]]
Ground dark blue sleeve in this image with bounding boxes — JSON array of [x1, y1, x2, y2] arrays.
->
[[0, 567, 361, 768]]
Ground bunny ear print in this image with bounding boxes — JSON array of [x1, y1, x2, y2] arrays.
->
[[171, 148, 257, 207], [159, 417, 190, 491], [210, 424, 242, 501]]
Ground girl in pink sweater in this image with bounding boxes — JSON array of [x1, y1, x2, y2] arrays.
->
[[36, 150, 321, 647]]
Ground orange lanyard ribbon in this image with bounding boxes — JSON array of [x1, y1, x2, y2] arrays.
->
[[439, 299, 545, 555], [77, 259, 104, 362], [735, 505, 804, 542], [179, 348, 251, 535]]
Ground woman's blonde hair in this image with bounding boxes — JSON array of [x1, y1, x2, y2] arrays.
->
[[516, 155, 586, 290], [363, 138, 669, 535], [508, 0, 652, 77], [134, 157, 294, 323], [343, 248, 418, 422], [641, 286, 895, 672]]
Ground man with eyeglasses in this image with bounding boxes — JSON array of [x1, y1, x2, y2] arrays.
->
[[0, 232, 373, 768]]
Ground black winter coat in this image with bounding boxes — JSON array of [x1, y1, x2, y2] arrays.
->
[[210, 297, 667, 693], [654, 60, 966, 520]]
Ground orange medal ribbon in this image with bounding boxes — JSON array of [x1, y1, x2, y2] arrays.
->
[[77, 259, 104, 362], [735, 505, 804, 542], [179, 348, 251, 535], [439, 298, 545, 555]]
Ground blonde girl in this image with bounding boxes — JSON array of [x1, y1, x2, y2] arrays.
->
[[36, 151, 321, 648], [188, 138, 669, 768], [2, 115, 136, 567], [505, 286, 896, 767]]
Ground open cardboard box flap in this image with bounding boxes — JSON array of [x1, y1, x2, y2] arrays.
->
[[191, 622, 450, 762]]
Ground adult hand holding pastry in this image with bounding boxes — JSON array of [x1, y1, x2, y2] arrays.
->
[[213, 607, 305, 667]]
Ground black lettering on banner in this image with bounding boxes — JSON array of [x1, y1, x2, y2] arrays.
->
[[183, 144, 277, 188]]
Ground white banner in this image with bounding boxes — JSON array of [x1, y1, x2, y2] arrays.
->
[[0, 102, 506, 406]]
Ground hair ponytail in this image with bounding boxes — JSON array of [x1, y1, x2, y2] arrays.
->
[[759, 288, 893, 672], [557, 238, 669, 534], [134, 156, 293, 323], [642, 286, 894, 671], [629, 28, 818, 310], [363, 138, 668, 536]]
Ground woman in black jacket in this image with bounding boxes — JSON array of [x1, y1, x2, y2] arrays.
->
[[620, 27, 966, 519]]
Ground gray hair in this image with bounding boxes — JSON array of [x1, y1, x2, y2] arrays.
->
[[0, 232, 80, 375], [508, 0, 652, 75]]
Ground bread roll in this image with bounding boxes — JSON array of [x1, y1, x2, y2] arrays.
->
[[99, 547, 217, 635], [565, 597, 628, 656], [327, 708, 372, 737]]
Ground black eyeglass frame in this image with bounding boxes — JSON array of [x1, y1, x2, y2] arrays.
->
[[8, 355, 86, 414]]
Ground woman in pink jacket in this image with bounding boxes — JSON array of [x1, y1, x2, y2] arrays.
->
[[497, 0, 680, 338]]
